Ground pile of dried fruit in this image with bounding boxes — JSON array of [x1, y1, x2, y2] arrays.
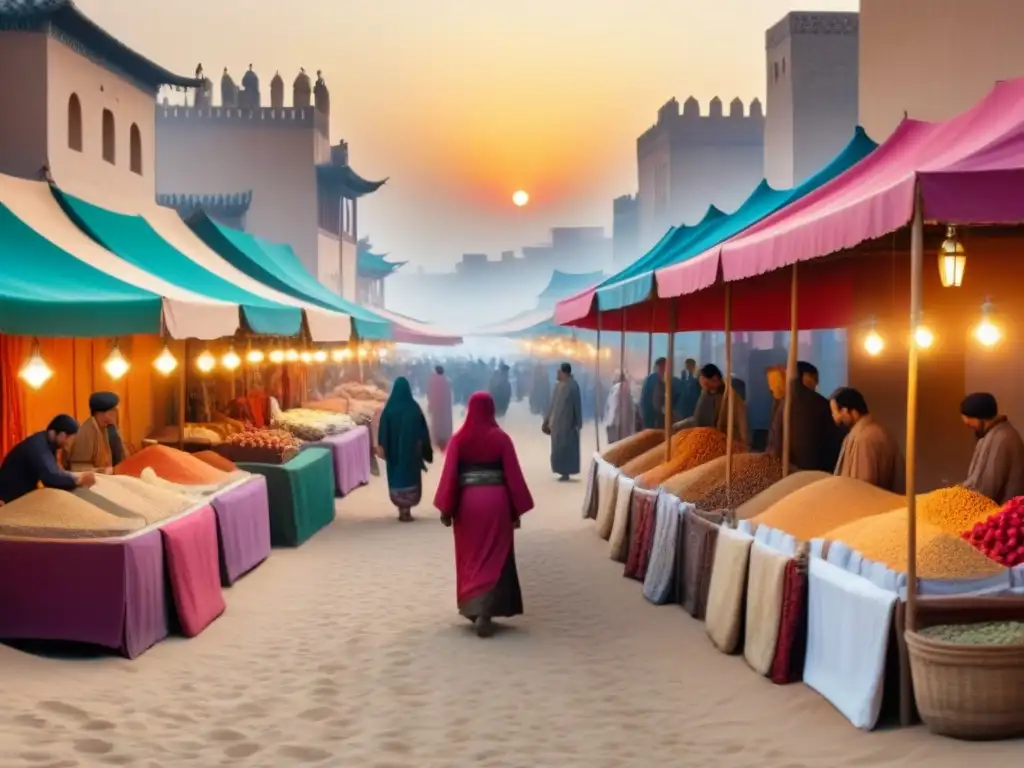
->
[[824, 510, 1005, 579], [636, 428, 735, 489], [225, 428, 301, 455], [661, 453, 784, 511], [919, 621, 1024, 645], [962, 496, 1024, 567]]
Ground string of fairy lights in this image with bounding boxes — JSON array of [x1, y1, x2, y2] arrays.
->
[[521, 336, 613, 360], [16, 340, 394, 391]]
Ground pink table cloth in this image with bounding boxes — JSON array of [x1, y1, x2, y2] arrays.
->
[[160, 505, 226, 637]]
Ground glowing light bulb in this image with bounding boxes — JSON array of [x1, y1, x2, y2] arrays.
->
[[975, 319, 1001, 347], [246, 347, 265, 364], [863, 329, 885, 356], [102, 344, 130, 380], [331, 348, 346, 362], [18, 342, 53, 390], [221, 347, 241, 370], [313, 349, 328, 363], [269, 349, 285, 364], [285, 348, 299, 362], [357, 347, 368, 360], [153, 344, 178, 375], [299, 350, 313, 364], [914, 325, 934, 349], [378, 347, 388, 359], [196, 350, 216, 373]]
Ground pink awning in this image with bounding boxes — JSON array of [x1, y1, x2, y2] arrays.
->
[[552, 287, 596, 326], [658, 77, 1024, 295]]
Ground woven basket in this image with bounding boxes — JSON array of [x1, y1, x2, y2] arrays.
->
[[905, 628, 1024, 739]]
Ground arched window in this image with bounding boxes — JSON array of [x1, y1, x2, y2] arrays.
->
[[129, 123, 142, 175], [102, 109, 115, 164], [67, 94, 83, 151]]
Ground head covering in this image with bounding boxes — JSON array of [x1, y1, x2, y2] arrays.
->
[[89, 391, 120, 414], [47, 414, 79, 435], [462, 392, 498, 431], [961, 392, 998, 420], [378, 377, 432, 490]]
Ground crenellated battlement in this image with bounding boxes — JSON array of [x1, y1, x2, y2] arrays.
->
[[156, 104, 329, 134], [638, 95, 764, 153]]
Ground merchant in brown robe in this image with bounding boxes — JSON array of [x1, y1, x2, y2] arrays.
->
[[679, 364, 750, 448], [67, 391, 127, 473], [830, 387, 905, 493], [960, 392, 1024, 504]]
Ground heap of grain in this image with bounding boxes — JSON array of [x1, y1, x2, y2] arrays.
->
[[603, 430, 665, 468], [824, 510, 1005, 579], [0, 489, 144, 539], [115, 445, 230, 485], [734, 470, 832, 520], [193, 450, 238, 473], [76, 474, 195, 524], [913, 487, 999, 535], [920, 621, 1024, 645], [619, 442, 666, 478], [636, 428, 733, 488], [660, 453, 784, 510], [751, 476, 904, 540]]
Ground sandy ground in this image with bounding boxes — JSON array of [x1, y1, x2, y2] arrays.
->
[[0, 400, 1021, 767]]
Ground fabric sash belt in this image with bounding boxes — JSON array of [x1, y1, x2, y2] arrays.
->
[[459, 468, 504, 487]]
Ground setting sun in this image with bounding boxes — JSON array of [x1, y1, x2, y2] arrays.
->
[[512, 190, 529, 207]]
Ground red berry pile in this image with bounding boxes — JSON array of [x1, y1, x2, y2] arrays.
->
[[962, 498, 1024, 567]]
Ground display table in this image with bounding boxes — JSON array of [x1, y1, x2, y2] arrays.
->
[[238, 447, 335, 546], [300, 426, 372, 496], [0, 530, 168, 659], [160, 505, 226, 637], [210, 475, 272, 585]]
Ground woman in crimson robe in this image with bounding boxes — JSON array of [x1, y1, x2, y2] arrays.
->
[[434, 391, 534, 637]]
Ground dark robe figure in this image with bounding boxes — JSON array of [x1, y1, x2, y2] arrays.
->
[[543, 363, 583, 480], [677, 369, 701, 421], [377, 377, 434, 522], [434, 392, 534, 638], [768, 362, 842, 472], [0, 415, 91, 504], [67, 391, 126, 472], [960, 392, 1024, 504], [639, 358, 666, 429], [489, 364, 513, 417], [529, 363, 551, 416]]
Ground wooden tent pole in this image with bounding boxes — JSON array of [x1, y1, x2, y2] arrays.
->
[[647, 302, 655, 372], [177, 340, 186, 450], [899, 188, 924, 729], [665, 298, 677, 459], [781, 264, 798, 477], [724, 284, 734, 515]]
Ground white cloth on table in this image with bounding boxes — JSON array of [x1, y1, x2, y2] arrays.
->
[[594, 463, 620, 539], [803, 557, 895, 731], [643, 495, 688, 604], [607, 476, 635, 558]]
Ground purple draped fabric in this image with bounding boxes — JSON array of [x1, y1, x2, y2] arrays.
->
[[301, 426, 372, 496], [210, 476, 272, 585]]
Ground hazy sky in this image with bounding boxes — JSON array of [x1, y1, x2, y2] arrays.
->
[[85, 0, 857, 269]]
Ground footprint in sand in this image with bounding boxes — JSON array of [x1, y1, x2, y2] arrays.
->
[[207, 728, 246, 742], [82, 719, 116, 732], [224, 742, 261, 759], [277, 744, 333, 763], [298, 706, 333, 722], [18, 750, 58, 763], [39, 701, 89, 720], [74, 738, 114, 755], [14, 713, 49, 728]]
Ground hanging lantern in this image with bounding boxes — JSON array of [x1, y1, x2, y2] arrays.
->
[[974, 299, 1002, 347], [938, 225, 966, 288], [195, 349, 216, 373], [357, 346, 368, 360], [313, 349, 328, 363], [222, 346, 241, 371], [246, 345, 265, 364], [153, 344, 178, 375], [102, 340, 130, 380], [299, 350, 313, 364], [331, 348, 346, 363], [18, 339, 53, 390], [269, 348, 285, 364], [285, 348, 300, 362], [913, 325, 934, 349]]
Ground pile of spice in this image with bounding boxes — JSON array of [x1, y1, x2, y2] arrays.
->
[[0, 489, 145, 539], [193, 450, 238, 473], [751, 476, 904, 540], [601, 430, 665, 468], [662, 453, 784, 511], [824, 510, 1005, 579], [734, 471, 833, 521], [636, 428, 733, 489], [920, 621, 1024, 645], [115, 445, 230, 485], [914, 487, 999, 536], [620, 442, 667, 478]]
